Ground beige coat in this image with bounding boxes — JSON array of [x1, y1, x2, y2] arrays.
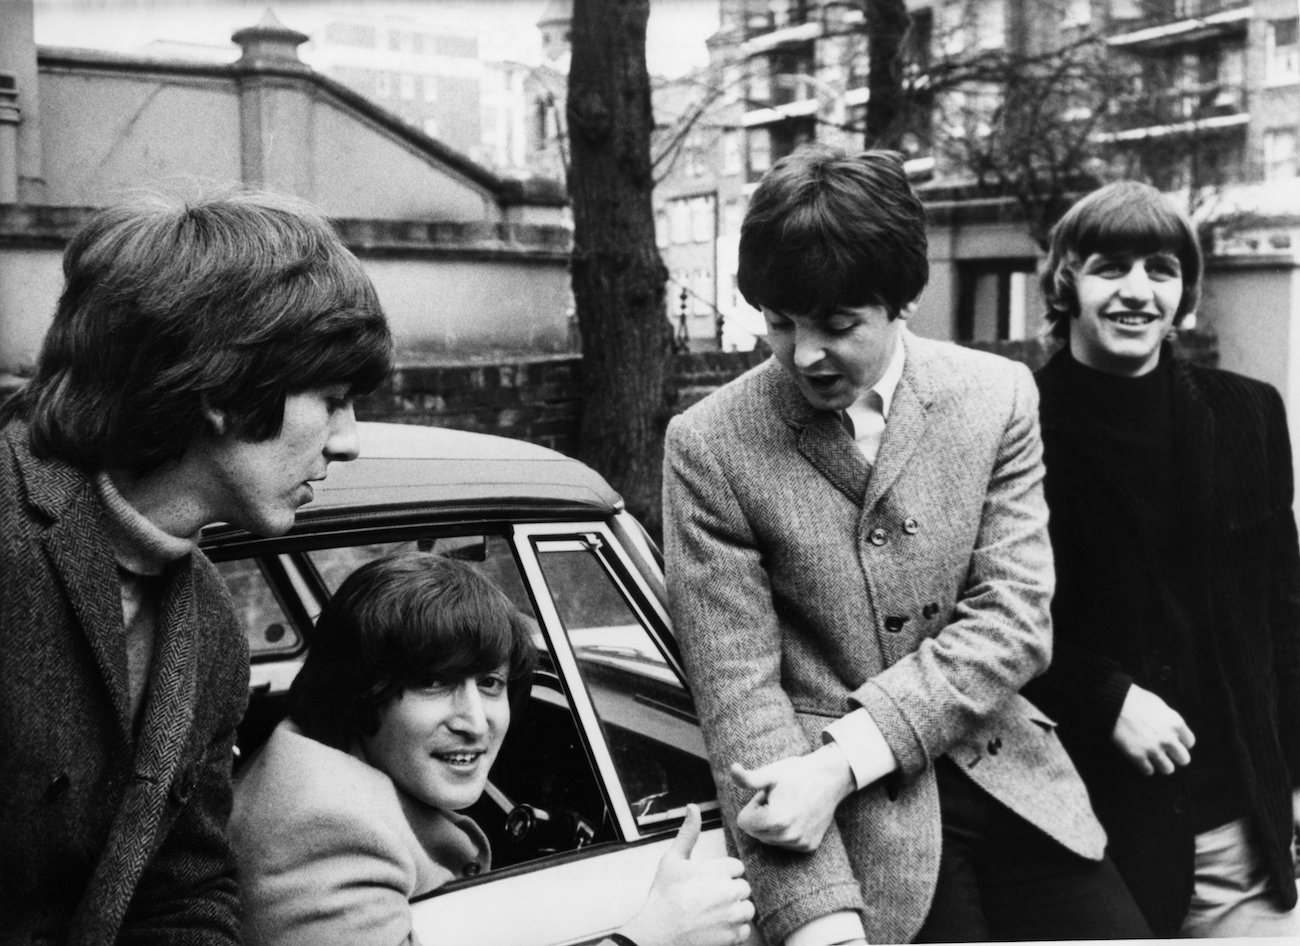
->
[[231, 721, 490, 946], [663, 332, 1105, 944]]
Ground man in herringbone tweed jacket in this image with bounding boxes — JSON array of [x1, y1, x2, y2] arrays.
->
[[663, 147, 1150, 945], [0, 192, 392, 945]]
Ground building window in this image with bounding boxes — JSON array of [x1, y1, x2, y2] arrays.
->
[[748, 130, 772, 179], [1267, 17, 1300, 86], [956, 259, 1038, 341], [690, 195, 716, 244], [423, 76, 438, 104], [668, 199, 692, 245], [723, 130, 743, 175], [399, 73, 416, 101], [1264, 129, 1298, 181], [376, 72, 394, 98]]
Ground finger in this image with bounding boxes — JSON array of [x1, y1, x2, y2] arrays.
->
[[665, 803, 702, 860], [1177, 721, 1196, 749], [735, 922, 752, 945], [1168, 740, 1192, 768], [1151, 751, 1175, 776], [730, 761, 774, 795]]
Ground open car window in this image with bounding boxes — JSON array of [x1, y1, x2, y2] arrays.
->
[[517, 527, 718, 838]]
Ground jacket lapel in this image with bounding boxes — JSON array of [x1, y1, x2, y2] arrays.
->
[[863, 333, 932, 515], [132, 558, 199, 781], [14, 432, 135, 742]]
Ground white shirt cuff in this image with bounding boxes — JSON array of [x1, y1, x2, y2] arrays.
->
[[784, 910, 866, 946], [823, 708, 899, 790]]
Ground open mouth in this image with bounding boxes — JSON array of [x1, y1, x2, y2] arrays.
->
[[1104, 312, 1160, 327], [433, 750, 484, 768], [804, 374, 842, 391]]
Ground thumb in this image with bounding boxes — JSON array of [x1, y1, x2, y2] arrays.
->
[[730, 761, 774, 794], [665, 802, 701, 860]]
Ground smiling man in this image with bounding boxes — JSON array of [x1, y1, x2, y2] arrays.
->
[[0, 191, 393, 945], [1026, 181, 1300, 937], [662, 146, 1149, 945]]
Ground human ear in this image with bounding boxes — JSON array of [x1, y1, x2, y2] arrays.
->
[[201, 397, 229, 437]]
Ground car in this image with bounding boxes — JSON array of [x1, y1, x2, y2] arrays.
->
[[203, 421, 764, 946]]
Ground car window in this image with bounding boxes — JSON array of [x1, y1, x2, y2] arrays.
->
[[213, 557, 303, 658], [306, 535, 536, 618], [531, 539, 717, 830]]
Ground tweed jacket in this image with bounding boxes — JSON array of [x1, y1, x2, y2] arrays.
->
[[1027, 347, 1300, 934], [230, 720, 491, 946], [663, 331, 1106, 945], [0, 420, 249, 945]]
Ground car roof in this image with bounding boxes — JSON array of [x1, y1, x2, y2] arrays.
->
[[201, 422, 623, 550]]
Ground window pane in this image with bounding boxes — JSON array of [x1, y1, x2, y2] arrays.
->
[[534, 544, 717, 829], [215, 557, 301, 658]]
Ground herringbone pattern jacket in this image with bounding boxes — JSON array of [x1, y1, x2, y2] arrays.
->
[[0, 420, 249, 945], [664, 333, 1105, 945]]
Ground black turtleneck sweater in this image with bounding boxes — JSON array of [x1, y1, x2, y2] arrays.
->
[[1059, 352, 1241, 831]]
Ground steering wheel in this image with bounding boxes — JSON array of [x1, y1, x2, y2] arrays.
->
[[504, 803, 597, 855]]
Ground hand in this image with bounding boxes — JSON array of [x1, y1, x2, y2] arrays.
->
[[731, 745, 855, 853], [618, 804, 755, 946], [1111, 685, 1195, 776]]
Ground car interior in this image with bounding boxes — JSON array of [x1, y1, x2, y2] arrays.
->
[[213, 527, 718, 877]]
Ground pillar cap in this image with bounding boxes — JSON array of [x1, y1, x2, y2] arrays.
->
[[232, 8, 310, 72]]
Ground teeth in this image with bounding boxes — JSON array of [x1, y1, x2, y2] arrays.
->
[[440, 753, 478, 764]]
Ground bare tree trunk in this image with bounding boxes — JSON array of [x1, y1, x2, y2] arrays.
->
[[567, 0, 673, 537], [863, 0, 911, 149]]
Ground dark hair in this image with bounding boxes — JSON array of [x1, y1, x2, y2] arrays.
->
[[17, 189, 393, 474], [1041, 181, 1202, 340], [737, 145, 929, 321], [290, 552, 537, 750]]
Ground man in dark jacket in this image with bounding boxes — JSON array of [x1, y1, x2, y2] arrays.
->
[[0, 192, 393, 945], [1027, 180, 1300, 936]]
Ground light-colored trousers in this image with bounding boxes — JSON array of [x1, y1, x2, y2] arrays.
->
[[1180, 817, 1300, 938]]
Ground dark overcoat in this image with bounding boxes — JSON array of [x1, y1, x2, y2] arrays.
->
[[664, 333, 1105, 945], [0, 420, 249, 945], [1028, 347, 1300, 935]]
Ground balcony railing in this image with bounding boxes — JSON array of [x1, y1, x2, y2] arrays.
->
[[1107, 1, 1252, 51], [1103, 81, 1250, 140]]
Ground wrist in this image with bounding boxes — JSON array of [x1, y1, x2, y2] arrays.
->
[[815, 743, 856, 801]]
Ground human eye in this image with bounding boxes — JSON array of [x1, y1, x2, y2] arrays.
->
[[1087, 256, 1127, 277], [478, 672, 508, 697], [763, 309, 792, 331], [322, 387, 354, 414], [1147, 255, 1182, 280]]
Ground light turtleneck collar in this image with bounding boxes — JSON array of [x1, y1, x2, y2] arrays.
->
[[95, 472, 197, 576]]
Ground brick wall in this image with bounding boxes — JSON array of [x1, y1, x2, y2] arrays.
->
[[358, 331, 1218, 453]]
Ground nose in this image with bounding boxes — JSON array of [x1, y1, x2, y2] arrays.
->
[[447, 681, 489, 737], [791, 326, 827, 371], [1117, 263, 1154, 306], [325, 402, 360, 462]]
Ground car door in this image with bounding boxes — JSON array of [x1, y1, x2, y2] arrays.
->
[[407, 520, 756, 945]]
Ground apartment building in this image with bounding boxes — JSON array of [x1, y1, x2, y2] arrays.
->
[[654, 0, 1299, 351]]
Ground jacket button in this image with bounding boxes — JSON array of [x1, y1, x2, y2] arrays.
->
[[44, 772, 71, 802], [168, 767, 194, 808], [986, 738, 1002, 755], [884, 616, 908, 633], [869, 528, 888, 546], [903, 517, 919, 534], [1155, 664, 1173, 682], [922, 602, 940, 619]]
